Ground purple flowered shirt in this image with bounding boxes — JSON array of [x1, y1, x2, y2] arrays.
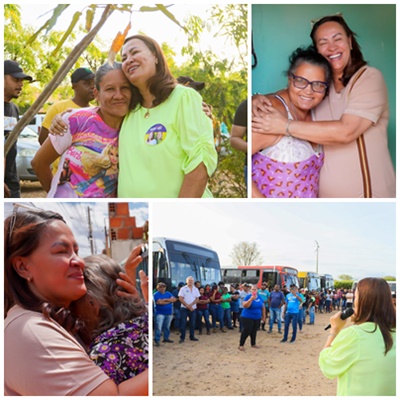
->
[[89, 314, 148, 384]]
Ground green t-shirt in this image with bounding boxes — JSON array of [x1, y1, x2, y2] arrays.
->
[[221, 293, 231, 309], [118, 85, 217, 198], [319, 322, 396, 396]]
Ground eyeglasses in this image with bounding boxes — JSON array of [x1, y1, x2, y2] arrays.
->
[[291, 74, 328, 93], [311, 12, 343, 28]]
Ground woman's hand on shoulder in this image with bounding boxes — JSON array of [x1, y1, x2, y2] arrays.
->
[[252, 94, 271, 117], [252, 102, 287, 136], [49, 111, 71, 136]]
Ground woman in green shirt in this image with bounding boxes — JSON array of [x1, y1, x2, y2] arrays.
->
[[319, 277, 396, 396], [119, 34, 218, 198]]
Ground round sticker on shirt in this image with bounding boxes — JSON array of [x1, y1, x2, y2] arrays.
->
[[145, 124, 167, 146]]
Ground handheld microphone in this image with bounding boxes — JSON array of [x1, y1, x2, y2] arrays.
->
[[324, 308, 354, 330]]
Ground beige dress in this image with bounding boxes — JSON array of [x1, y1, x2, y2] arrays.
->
[[314, 66, 395, 198], [4, 305, 108, 396]]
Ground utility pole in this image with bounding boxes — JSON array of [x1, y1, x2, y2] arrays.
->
[[315, 240, 320, 274], [104, 217, 110, 257], [87, 206, 95, 255]]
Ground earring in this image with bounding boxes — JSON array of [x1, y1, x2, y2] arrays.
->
[[27, 276, 32, 282]]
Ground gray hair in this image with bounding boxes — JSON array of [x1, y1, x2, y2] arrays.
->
[[95, 62, 122, 90]]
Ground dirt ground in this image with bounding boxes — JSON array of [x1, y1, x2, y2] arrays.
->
[[21, 180, 46, 198], [152, 312, 337, 396]]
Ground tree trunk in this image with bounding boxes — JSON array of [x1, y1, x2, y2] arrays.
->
[[4, 5, 114, 156]]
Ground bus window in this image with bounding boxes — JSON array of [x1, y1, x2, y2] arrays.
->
[[199, 259, 220, 285], [243, 269, 259, 285], [286, 274, 298, 288]]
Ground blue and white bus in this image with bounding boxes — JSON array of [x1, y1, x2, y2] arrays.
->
[[153, 237, 222, 290]]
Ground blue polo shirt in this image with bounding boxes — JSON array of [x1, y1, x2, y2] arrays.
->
[[154, 291, 174, 315]]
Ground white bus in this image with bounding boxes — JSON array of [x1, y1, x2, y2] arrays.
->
[[153, 237, 222, 290]]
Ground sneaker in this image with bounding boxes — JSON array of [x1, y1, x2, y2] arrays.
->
[[154, 341, 160, 347], [280, 339, 287, 343], [267, 330, 272, 334], [213, 328, 218, 333], [228, 327, 234, 330], [179, 339, 184, 344], [278, 330, 282, 334], [206, 330, 211, 335], [290, 339, 296, 343], [162, 339, 174, 343], [221, 327, 227, 333], [190, 337, 199, 341]]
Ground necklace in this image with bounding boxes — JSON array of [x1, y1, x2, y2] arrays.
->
[[144, 109, 150, 119]]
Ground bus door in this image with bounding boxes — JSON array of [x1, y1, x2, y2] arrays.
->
[[262, 271, 278, 289], [153, 242, 171, 289]]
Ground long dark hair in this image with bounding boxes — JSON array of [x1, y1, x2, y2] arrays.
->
[[310, 15, 367, 87], [122, 34, 176, 110], [353, 277, 396, 355], [81, 254, 147, 338], [4, 209, 84, 336]]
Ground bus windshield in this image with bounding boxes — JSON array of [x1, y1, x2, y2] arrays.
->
[[166, 241, 221, 288]]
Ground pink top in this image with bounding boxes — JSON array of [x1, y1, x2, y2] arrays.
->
[[315, 67, 395, 198]]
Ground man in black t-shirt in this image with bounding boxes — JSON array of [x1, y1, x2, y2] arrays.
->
[[4, 60, 32, 197], [230, 99, 248, 186]]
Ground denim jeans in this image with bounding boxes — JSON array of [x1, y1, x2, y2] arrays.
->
[[173, 307, 181, 330], [222, 307, 232, 328], [298, 308, 304, 331], [325, 300, 332, 313], [269, 307, 282, 332], [197, 308, 211, 332], [180, 307, 197, 340], [155, 313, 173, 343], [209, 303, 223, 329], [309, 306, 315, 324], [283, 312, 299, 342]]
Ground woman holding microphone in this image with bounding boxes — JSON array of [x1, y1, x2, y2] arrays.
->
[[319, 277, 396, 395], [238, 285, 264, 351]]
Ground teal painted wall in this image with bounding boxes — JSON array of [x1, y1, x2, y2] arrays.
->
[[252, 4, 396, 168]]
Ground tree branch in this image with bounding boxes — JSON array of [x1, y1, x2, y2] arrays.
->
[[4, 5, 114, 156]]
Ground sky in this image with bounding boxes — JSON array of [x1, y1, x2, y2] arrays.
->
[[4, 201, 148, 258], [17, 3, 243, 66], [152, 201, 396, 280]]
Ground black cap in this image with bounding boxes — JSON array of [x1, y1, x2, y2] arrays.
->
[[4, 60, 33, 81], [177, 76, 205, 92], [71, 67, 95, 84]]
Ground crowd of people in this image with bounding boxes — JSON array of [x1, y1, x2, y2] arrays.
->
[[153, 278, 327, 349], [154, 276, 396, 396]]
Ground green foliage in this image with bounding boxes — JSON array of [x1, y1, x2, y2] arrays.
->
[[382, 276, 396, 281], [334, 280, 354, 290], [176, 4, 248, 197], [338, 274, 353, 281], [4, 4, 109, 112]]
